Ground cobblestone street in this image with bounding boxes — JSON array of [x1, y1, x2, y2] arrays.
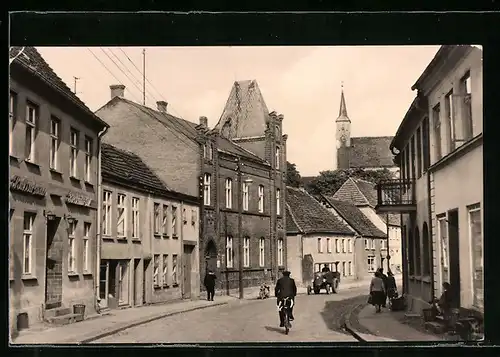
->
[[92, 288, 367, 343]]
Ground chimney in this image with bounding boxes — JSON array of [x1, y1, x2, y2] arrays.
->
[[110, 84, 125, 99], [199, 116, 208, 127], [157, 101, 168, 113]]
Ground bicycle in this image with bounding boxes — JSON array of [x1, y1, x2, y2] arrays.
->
[[278, 297, 294, 335]]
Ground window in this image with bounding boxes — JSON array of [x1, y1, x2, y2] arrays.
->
[[437, 216, 448, 283], [204, 173, 211, 206], [277, 238, 284, 266], [25, 102, 38, 162], [371, 239, 376, 250], [68, 220, 77, 273], [342, 239, 346, 253], [153, 203, 160, 235], [49, 117, 60, 170], [117, 194, 126, 237], [203, 144, 207, 158], [84, 137, 93, 182], [243, 237, 250, 267], [348, 239, 353, 253], [172, 255, 178, 285], [132, 198, 140, 239], [276, 189, 281, 215], [258, 185, 264, 213], [381, 239, 386, 250], [163, 255, 169, 287], [367, 256, 376, 273], [102, 191, 112, 236], [416, 127, 422, 178], [242, 182, 249, 211], [172, 206, 178, 237], [461, 72, 473, 141], [445, 91, 455, 152], [23, 213, 35, 274], [364, 239, 369, 250], [317, 238, 323, 253], [410, 136, 416, 179], [468, 204, 483, 309], [225, 178, 232, 209], [83, 223, 91, 272], [433, 104, 442, 161], [153, 255, 160, 287], [326, 238, 332, 253], [70, 128, 79, 177], [336, 239, 341, 253], [275, 146, 280, 169], [9, 92, 17, 155], [342, 262, 346, 277], [162, 204, 168, 236], [259, 237, 265, 267], [191, 209, 196, 226], [207, 143, 213, 160], [226, 236, 233, 268], [414, 228, 421, 276], [422, 117, 430, 171], [348, 261, 352, 276]]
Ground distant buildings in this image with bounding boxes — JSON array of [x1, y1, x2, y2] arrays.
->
[[376, 45, 483, 316]]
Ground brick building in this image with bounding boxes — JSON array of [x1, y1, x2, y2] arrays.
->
[[9, 47, 109, 335], [100, 144, 200, 310]]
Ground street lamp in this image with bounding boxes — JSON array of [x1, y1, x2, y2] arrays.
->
[[237, 157, 253, 299]]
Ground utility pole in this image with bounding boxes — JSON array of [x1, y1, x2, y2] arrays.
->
[[386, 213, 391, 273], [73, 76, 80, 94], [142, 49, 146, 105]]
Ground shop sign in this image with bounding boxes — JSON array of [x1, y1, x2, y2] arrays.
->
[[10, 175, 46, 197], [65, 191, 93, 207]]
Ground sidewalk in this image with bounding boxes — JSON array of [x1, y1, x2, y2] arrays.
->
[[11, 295, 238, 345], [352, 304, 443, 342]]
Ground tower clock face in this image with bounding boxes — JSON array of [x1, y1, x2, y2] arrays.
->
[[340, 134, 346, 142]]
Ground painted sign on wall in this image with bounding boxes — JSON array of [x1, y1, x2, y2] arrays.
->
[[10, 175, 46, 197], [65, 191, 93, 207]]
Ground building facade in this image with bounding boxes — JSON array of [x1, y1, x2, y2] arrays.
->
[[377, 45, 483, 315], [286, 187, 355, 287], [99, 144, 200, 309], [9, 47, 109, 335]]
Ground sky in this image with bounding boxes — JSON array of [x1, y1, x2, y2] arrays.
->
[[37, 45, 441, 176]]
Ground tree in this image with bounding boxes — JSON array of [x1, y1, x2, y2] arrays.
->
[[305, 168, 396, 196], [286, 161, 302, 187]]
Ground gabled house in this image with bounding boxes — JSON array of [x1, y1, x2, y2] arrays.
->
[[317, 196, 387, 280], [286, 187, 355, 286], [9, 47, 109, 336], [377, 45, 483, 316], [99, 143, 200, 309], [332, 177, 403, 274]]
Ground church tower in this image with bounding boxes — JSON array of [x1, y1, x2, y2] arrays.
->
[[336, 84, 351, 169]]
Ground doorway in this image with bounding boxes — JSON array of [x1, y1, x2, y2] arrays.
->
[[45, 217, 62, 310], [133, 259, 140, 306], [99, 261, 109, 308], [205, 240, 217, 273], [142, 259, 151, 305], [183, 245, 194, 299], [447, 209, 461, 307]]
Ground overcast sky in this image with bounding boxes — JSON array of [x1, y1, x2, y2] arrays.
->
[[37, 46, 440, 176]]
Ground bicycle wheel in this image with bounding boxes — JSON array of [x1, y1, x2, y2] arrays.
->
[[284, 310, 289, 335]]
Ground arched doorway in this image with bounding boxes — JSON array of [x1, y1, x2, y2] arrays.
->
[[204, 240, 217, 273]]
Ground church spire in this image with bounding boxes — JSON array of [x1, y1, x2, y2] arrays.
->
[[336, 82, 350, 122]]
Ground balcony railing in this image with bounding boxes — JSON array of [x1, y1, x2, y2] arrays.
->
[[375, 179, 416, 214]]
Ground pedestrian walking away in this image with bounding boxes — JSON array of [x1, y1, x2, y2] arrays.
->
[[275, 270, 297, 327], [386, 270, 398, 301], [369, 271, 386, 313], [204, 270, 217, 301], [377, 267, 389, 308]]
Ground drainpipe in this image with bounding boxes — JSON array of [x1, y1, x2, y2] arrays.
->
[[95, 126, 108, 312], [427, 169, 435, 301], [180, 200, 185, 298]]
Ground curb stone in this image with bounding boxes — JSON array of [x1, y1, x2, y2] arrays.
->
[[77, 301, 229, 344], [344, 304, 368, 342]]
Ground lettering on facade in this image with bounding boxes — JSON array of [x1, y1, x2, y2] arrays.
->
[[65, 191, 93, 207], [10, 175, 46, 197]]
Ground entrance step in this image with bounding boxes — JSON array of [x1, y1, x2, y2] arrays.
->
[[47, 313, 83, 326], [424, 321, 447, 334], [44, 306, 72, 319]]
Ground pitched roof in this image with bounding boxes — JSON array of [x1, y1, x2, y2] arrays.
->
[[286, 186, 353, 235], [350, 136, 395, 168], [286, 206, 301, 233], [378, 213, 401, 227], [215, 80, 270, 139], [321, 196, 387, 238], [336, 88, 350, 123], [351, 178, 378, 206], [101, 143, 172, 195], [10, 47, 108, 129]]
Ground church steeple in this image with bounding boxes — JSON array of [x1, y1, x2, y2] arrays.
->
[[336, 82, 350, 123], [335, 82, 351, 170]]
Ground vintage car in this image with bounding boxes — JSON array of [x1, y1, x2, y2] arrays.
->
[[307, 270, 340, 295]]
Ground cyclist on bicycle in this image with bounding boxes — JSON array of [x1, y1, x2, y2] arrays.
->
[[275, 270, 297, 327]]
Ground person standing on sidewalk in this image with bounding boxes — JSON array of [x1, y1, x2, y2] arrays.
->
[[204, 270, 217, 301], [377, 268, 389, 308], [369, 271, 386, 313]]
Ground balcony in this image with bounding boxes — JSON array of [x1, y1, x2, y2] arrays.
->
[[375, 179, 416, 214]]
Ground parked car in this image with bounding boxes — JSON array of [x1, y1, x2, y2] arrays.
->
[[307, 270, 340, 295]]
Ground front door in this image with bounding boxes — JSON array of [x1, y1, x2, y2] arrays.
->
[[447, 209, 461, 307], [99, 261, 109, 308], [183, 245, 193, 299], [133, 259, 140, 306], [143, 259, 151, 305], [45, 217, 63, 309]]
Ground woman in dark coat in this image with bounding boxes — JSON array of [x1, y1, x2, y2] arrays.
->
[[369, 271, 386, 313], [386, 270, 398, 300], [204, 270, 217, 301]]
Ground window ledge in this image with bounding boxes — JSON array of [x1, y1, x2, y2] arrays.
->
[[132, 238, 141, 243], [21, 274, 37, 281], [83, 272, 93, 276], [172, 283, 179, 288], [154, 233, 161, 238], [68, 272, 79, 277], [162, 234, 169, 239], [117, 236, 127, 241], [69, 176, 80, 182], [24, 160, 40, 169], [163, 285, 170, 289], [154, 285, 161, 290], [49, 168, 63, 175], [172, 235, 179, 239], [84, 181, 94, 187], [10, 155, 20, 163], [102, 236, 114, 241]]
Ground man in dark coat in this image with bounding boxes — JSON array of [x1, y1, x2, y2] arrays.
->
[[321, 264, 331, 273], [275, 270, 297, 327], [204, 270, 217, 301], [377, 268, 389, 307]]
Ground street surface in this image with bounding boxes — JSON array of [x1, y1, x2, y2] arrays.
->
[[93, 287, 368, 343]]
